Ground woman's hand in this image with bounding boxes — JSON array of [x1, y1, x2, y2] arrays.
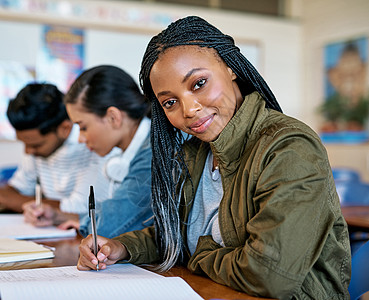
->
[[58, 219, 80, 230], [22, 201, 56, 227], [77, 234, 129, 271]]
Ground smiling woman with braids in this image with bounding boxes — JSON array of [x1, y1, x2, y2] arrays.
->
[[77, 16, 351, 299]]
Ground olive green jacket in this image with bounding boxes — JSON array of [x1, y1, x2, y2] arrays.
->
[[115, 92, 351, 299]]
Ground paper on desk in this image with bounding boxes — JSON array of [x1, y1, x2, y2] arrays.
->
[[0, 238, 54, 263], [0, 214, 76, 239], [0, 264, 204, 300]]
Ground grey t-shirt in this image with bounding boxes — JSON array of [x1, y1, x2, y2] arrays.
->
[[187, 151, 225, 255]]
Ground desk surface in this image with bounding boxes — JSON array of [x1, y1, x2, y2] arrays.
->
[[341, 205, 369, 232], [1, 235, 267, 300]]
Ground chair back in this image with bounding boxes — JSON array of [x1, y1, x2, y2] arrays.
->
[[332, 168, 369, 206], [0, 166, 17, 186], [332, 168, 361, 182], [349, 240, 369, 300]]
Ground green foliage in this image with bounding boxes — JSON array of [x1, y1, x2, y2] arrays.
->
[[319, 93, 369, 126]]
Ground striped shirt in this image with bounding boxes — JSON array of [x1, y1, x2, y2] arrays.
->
[[9, 125, 111, 214]]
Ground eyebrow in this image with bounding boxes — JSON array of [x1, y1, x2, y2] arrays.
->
[[156, 68, 205, 98], [182, 68, 204, 83]]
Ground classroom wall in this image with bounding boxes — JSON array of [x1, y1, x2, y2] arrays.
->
[[0, 0, 302, 116], [1, 0, 368, 172], [0, 0, 303, 167]]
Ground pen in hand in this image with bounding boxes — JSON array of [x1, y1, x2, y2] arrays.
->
[[89, 185, 99, 271], [35, 177, 42, 221], [35, 177, 42, 207]]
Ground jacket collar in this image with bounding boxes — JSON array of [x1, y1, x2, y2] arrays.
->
[[209, 92, 268, 175]]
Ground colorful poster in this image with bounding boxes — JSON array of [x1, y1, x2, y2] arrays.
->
[[36, 25, 84, 93], [320, 37, 369, 143]]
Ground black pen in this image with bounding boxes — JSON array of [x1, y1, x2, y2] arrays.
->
[[89, 185, 99, 271]]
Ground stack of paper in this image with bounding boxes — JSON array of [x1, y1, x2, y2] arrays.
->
[[0, 264, 204, 300], [0, 214, 76, 239], [0, 238, 54, 263]]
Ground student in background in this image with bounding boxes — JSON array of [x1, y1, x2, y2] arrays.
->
[[1, 83, 110, 228], [78, 16, 351, 299], [61, 65, 153, 238]]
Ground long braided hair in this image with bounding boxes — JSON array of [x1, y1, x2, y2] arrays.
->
[[140, 15, 283, 271]]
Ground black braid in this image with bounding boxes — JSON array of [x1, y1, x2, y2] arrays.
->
[[150, 100, 186, 267], [139, 15, 282, 271]]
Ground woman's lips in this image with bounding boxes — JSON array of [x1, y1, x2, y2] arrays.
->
[[189, 115, 214, 134]]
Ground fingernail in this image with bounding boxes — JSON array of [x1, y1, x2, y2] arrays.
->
[[92, 258, 98, 264], [97, 253, 105, 260]]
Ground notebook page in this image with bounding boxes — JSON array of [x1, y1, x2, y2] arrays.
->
[[0, 264, 161, 282], [0, 265, 203, 300], [0, 214, 76, 239], [0, 277, 203, 300]]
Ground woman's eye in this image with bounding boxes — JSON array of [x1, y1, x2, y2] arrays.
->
[[162, 99, 176, 109], [79, 126, 87, 132], [194, 78, 206, 90]]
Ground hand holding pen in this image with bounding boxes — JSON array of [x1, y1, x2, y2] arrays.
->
[[77, 234, 129, 271], [22, 177, 54, 227], [78, 186, 129, 271], [35, 177, 42, 207], [89, 186, 99, 271]]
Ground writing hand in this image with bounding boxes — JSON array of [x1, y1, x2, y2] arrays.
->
[[22, 201, 55, 227], [58, 219, 80, 230], [77, 234, 128, 271]]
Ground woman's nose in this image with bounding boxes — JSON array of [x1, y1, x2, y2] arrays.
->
[[182, 96, 202, 118]]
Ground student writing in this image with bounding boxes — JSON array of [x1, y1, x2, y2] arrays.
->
[[77, 16, 351, 299], [62, 65, 153, 238], [1, 83, 110, 228]]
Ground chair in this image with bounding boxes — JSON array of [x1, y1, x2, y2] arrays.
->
[[332, 168, 361, 182], [333, 168, 369, 254], [332, 168, 369, 206], [349, 240, 369, 300]]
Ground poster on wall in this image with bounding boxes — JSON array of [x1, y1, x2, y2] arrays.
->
[[0, 62, 34, 140], [36, 25, 84, 93], [319, 36, 369, 143]]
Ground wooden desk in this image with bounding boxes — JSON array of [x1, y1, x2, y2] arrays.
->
[[2, 235, 267, 300], [341, 205, 369, 232]]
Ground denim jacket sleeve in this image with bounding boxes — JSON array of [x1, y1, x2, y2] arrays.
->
[[79, 141, 153, 239]]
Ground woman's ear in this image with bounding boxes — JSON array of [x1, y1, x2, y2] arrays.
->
[[106, 106, 123, 129], [227, 67, 237, 81], [56, 120, 73, 139]]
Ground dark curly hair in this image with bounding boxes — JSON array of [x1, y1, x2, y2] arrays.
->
[[7, 83, 67, 135]]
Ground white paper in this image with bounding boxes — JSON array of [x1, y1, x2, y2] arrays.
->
[[0, 214, 76, 239], [0, 264, 203, 300]]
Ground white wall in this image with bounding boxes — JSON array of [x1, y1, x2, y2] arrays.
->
[[0, 19, 153, 86], [0, 140, 23, 168], [0, 0, 303, 167], [0, 0, 303, 113]]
